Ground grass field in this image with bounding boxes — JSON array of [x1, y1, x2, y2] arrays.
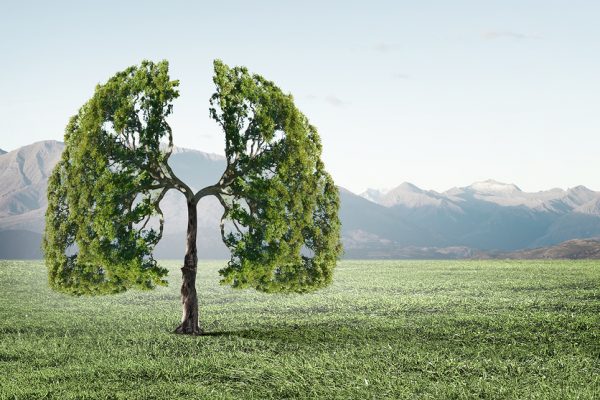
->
[[0, 260, 598, 399]]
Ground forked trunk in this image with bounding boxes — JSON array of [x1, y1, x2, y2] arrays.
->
[[174, 199, 202, 335]]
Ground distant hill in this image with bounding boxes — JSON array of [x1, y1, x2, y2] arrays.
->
[[0, 141, 63, 232], [0, 230, 43, 259], [488, 238, 600, 260], [2, 140, 600, 259], [0, 148, 6, 155]]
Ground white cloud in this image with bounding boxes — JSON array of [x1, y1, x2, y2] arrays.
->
[[325, 95, 347, 108], [392, 73, 410, 80], [483, 31, 542, 40]]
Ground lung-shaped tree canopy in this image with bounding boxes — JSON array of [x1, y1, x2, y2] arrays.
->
[[210, 61, 342, 293], [44, 61, 178, 295], [44, 59, 342, 296]]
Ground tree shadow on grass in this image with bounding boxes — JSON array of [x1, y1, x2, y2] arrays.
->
[[198, 322, 405, 346], [197, 316, 587, 350]]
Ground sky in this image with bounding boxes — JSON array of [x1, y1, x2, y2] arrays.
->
[[1, 1, 599, 193]]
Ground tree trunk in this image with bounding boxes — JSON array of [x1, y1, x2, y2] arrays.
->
[[174, 199, 202, 335]]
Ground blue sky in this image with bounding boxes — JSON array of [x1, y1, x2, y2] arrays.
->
[[1, 1, 599, 193]]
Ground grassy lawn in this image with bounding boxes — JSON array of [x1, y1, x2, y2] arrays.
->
[[0, 260, 598, 399]]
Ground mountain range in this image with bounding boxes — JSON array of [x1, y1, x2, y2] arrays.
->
[[1, 140, 600, 259], [356, 180, 600, 251]]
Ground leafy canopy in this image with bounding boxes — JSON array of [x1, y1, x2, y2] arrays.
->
[[44, 61, 178, 295], [44, 59, 342, 295], [211, 61, 342, 292]]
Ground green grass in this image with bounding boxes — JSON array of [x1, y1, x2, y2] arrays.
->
[[0, 260, 598, 399]]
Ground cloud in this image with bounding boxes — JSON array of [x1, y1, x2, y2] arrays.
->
[[305, 94, 348, 107], [373, 42, 394, 53], [483, 31, 542, 40], [325, 95, 347, 108], [392, 73, 410, 80]]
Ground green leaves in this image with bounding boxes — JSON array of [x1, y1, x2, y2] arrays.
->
[[210, 60, 342, 293], [44, 59, 342, 297], [44, 61, 177, 295]]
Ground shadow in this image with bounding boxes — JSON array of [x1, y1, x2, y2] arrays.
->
[[192, 321, 407, 346], [168, 321, 375, 342], [199, 330, 235, 337]]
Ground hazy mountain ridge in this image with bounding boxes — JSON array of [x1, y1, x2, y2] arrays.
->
[[2, 140, 600, 259], [360, 179, 600, 251], [363, 179, 600, 212], [483, 238, 600, 260], [0, 141, 64, 237], [0, 141, 229, 259]]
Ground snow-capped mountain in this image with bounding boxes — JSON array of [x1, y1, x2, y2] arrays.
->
[[363, 179, 600, 213], [357, 179, 600, 251], [379, 182, 443, 208]]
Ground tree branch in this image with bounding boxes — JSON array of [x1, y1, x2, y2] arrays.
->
[[192, 183, 225, 203], [215, 193, 230, 243], [153, 186, 169, 241]]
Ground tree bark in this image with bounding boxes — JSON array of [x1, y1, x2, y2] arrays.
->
[[174, 199, 202, 335]]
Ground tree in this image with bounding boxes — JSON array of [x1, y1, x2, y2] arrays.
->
[[43, 60, 342, 335]]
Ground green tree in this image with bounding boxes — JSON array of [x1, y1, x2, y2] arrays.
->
[[43, 60, 342, 334]]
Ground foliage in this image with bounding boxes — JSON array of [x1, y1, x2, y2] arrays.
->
[[43, 59, 342, 296], [1, 260, 598, 399], [209, 60, 342, 293], [43, 61, 180, 294]]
